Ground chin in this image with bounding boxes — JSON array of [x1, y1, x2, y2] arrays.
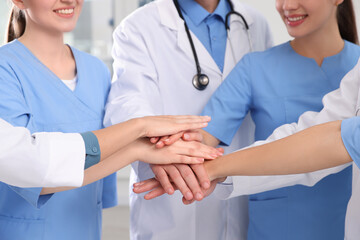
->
[[59, 24, 77, 33]]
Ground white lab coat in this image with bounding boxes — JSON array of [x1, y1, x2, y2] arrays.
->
[[0, 118, 85, 188], [104, 0, 273, 239], [215, 59, 360, 240]]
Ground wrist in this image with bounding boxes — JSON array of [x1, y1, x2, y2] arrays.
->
[[126, 140, 142, 163], [130, 117, 146, 139], [204, 160, 217, 181]]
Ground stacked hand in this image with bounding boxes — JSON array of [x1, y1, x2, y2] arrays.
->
[[133, 130, 224, 204]]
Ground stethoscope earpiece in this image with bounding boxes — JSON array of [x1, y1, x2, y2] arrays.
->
[[192, 74, 209, 91]]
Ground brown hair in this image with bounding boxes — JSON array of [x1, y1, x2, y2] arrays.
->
[[337, 0, 359, 44], [6, 6, 26, 43]]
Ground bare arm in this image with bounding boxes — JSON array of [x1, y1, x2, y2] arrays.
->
[[94, 115, 210, 160], [41, 137, 219, 194], [206, 120, 352, 180]]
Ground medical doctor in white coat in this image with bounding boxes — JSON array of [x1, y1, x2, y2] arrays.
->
[[104, 0, 272, 239]]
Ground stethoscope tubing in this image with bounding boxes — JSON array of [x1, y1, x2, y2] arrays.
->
[[173, 0, 252, 90]]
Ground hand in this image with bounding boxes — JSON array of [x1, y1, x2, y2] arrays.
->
[[148, 163, 210, 201], [139, 115, 210, 138], [133, 177, 223, 204], [182, 179, 220, 205], [133, 160, 212, 201], [134, 138, 220, 165], [150, 130, 204, 148]]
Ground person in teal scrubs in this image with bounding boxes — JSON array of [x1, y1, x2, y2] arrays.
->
[[199, 0, 360, 239], [0, 1, 116, 239], [133, 0, 360, 239]]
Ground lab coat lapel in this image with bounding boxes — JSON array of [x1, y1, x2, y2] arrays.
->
[[223, 1, 254, 77], [157, 0, 221, 76]]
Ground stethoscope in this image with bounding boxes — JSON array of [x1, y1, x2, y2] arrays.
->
[[173, 0, 253, 91]]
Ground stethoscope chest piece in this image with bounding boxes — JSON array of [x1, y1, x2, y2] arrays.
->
[[192, 74, 209, 91]]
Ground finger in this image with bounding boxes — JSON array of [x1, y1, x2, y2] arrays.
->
[[133, 178, 161, 194], [217, 147, 225, 155], [182, 131, 203, 142], [178, 141, 220, 159], [164, 132, 184, 146], [174, 155, 204, 165], [191, 164, 210, 190], [144, 187, 167, 200], [152, 166, 175, 194], [176, 122, 208, 132], [176, 164, 203, 201], [155, 136, 169, 148], [165, 115, 211, 122], [150, 137, 159, 144], [165, 165, 194, 201], [182, 197, 196, 205]]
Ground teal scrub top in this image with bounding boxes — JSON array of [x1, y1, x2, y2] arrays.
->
[[342, 117, 360, 169], [0, 40, 117, 240], [202, 41, 360, 240]]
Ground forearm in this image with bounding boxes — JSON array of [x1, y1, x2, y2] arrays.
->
[[92, 118, 144, 160], [206, 120, 352, 180], [200, 129, 220, 147]]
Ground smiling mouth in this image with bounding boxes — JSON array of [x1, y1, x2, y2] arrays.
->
[[54, 8, 74, 15], [287, 15, 307, 22]]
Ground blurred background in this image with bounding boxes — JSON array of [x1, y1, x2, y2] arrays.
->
[[0, 0, 359, 239]]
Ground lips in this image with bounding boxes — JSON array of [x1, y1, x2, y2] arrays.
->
[[285, 14, 307, 27], [53, 7, 75, 18]]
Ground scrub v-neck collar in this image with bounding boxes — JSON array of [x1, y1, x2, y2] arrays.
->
[[13, 39, 81, 94], [286, 40, 349, 69]]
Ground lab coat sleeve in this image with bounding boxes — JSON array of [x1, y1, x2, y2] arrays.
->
[[0, 119, 85, 188], [215, 58, 360, 199], [0, 63, 51, 208], [104, 21, 162, 180]]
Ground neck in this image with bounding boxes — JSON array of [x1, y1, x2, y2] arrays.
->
[[291, 18, 344, 66], [195, 0, 220, 13], [18, 21, 66, 64]]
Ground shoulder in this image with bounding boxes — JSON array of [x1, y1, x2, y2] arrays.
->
[[345, 41, 360, 55], [115, 1, 160, 34], [243, 42, 290, 63], [0, 42, 25, 80], [0, 41, 22, 65]]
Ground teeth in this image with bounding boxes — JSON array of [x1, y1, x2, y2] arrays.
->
[[288, 16, 305, 22], [56, 8, 74, 15]]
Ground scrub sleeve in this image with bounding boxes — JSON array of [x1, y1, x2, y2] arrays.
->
[[341, 117, 360, 168], [80, 132, 101, 169]]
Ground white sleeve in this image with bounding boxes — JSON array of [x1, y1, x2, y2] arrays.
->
[[104, 22, 162, 126], [215, 59, 360, 199], [104, 21, 162, 179], [0, 119, 85, 188]]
